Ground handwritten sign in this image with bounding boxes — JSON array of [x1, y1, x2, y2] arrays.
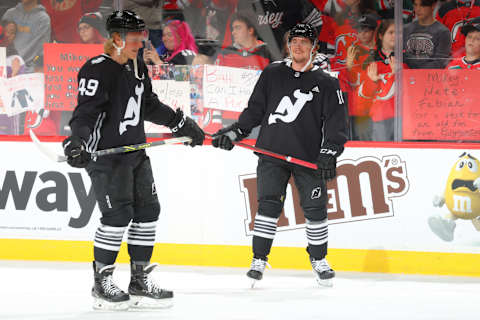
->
[[202, 65, 261, 112], [146, 80, 191, 133], [0, 73, 44, 116], [403, 69, 480, 141], [44, 43, 103, 111]]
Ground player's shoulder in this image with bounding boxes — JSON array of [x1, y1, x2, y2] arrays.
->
[[79, 54, 115, 75]]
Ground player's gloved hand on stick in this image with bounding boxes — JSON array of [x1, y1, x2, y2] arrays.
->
[[211, 123, 249, 151], [169, 109, 205, 147], [62, 136, 91, 168], [316, 143, 343, 181]]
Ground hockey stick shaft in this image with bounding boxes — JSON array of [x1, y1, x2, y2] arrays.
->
[[30, 129, 192, 162], [206, 133, 317, 170]]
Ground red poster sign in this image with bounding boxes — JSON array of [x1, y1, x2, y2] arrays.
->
[[44, 43, 103, 111], [402, 69, 480, 141]]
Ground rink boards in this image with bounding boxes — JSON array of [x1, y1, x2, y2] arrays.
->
[[1, 140, 480, 276]]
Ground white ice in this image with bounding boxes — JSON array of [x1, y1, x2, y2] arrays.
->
[[0, 260, 478, 320]]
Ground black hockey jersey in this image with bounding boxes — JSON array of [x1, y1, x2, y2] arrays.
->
[[69, 54, 176, 153], [238, 61, 348, 163]]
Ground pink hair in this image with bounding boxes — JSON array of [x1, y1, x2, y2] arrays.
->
[[164, 20, 198, 62]]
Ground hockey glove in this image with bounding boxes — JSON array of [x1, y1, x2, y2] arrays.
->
[[169, 109, 205, 147], [211, 123, 249, 151], [316, 143, 344, 181], [62, 136, 90, 168]]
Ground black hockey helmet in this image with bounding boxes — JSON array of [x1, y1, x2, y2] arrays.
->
[[288, 23, 317, 44], [106, 10, 146, 36]]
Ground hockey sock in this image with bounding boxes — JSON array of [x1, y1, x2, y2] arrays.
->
[[306, 219, 328, 260], [93, 224, 127, 265], [252, 214, 278, 258], [127, 221, 157, 261]]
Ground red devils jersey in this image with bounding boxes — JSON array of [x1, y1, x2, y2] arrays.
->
[[214, 43, 273, 70], [447, 56, 480, 69], [362, 50, 395, 122], [436, 0, 480, 55]]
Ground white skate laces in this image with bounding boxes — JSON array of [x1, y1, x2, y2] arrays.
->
[[311, 258, 331, 273], [101, 274, 123, 296], [250, 258, 271, 273]]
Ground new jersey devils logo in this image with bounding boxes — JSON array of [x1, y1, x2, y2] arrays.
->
[[268, 89, 313, 124]]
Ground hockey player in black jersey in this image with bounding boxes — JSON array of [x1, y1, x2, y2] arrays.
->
[[212, 23, 348, 287], [62, 10, 204, 310]]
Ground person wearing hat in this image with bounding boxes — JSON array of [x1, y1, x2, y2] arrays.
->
[[78, 12, 107, 44], [63, 10, 204, 310], [447, 20, 480, 70], [212, 23, 348, 288]]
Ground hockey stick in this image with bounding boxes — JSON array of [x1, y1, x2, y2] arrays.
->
[[206, 133, 318, 170], [30, 129, 192, 163]]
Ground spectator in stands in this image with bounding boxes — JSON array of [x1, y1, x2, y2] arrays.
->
[[436, 0, 480, 57], [0, 20, 25, 77], [237, 0, 324, 60], [345, 13, 378, 141], [403, 0, 452, 69], [2, 0, 51, 73], [40, 0, 102, 43], [123, 0, 166, 53], [447, 20, 480, 69], [364, 19, 396, 141], [143, 19, 197, 65], [78, 12, 107, 44], [214, 13, 272, 70]]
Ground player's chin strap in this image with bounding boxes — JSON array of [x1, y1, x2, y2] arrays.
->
[[132, 58, 144, 80], [112, 39, 125, 56]]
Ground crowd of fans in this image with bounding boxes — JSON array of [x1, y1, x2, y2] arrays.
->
[[0, 0, 479, 141]]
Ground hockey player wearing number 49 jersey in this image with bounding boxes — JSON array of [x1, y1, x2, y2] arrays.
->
[[62, 10, 204, 311], [212, 23, 348, 288]]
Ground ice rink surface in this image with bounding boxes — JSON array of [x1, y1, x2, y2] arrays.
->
[[1, 260, 478, 320]]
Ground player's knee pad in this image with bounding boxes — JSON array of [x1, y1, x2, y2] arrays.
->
[[100, 206, 134, 227], [133, 202, 160, 223], [303, 206, 327, 223], [258, 195, 284, 219]]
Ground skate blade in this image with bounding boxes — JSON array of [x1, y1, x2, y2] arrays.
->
[[92, 297, 130, 311], [129, 295, 174, 310], [315, 277, 333, 287]]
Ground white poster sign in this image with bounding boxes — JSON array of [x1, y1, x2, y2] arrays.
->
[[202, 65, 261, 112], [147, 80, 191, 133], [0, 73, 44, 116]]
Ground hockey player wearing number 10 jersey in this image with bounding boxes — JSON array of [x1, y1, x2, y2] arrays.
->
[[62, 10, 204, 310], [212, 23, 348, 287]]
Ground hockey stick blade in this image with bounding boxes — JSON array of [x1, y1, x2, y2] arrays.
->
[[29, 129, 67, 162], [30, 130, 192, 163]]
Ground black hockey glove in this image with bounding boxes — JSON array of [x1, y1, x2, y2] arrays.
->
[[169, 109, 205, 147], [211, 123, 249, 151], [316, 143, 344, 181], [62, 136, 90, 168]]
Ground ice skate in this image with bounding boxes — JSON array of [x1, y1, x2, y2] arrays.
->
[[246, 258, 270, 288], [428, 215, 456, 242], [128, 263, 173, 309], [92, 262, 130, 311], [311, 258, 335, 287]]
